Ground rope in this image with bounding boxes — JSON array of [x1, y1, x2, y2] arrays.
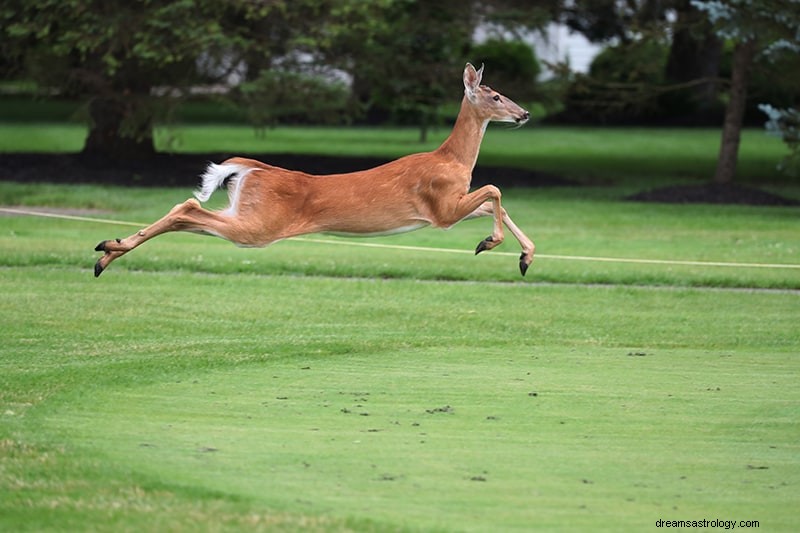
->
[[2, 206, 799, 270], [0, 207, 144, 227], [295, 237, 800, 269]]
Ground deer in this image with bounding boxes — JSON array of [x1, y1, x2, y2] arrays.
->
[[93, 63, 535, 277]]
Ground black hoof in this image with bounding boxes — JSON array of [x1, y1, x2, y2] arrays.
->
[[519, 252, 529, 276], [475, 236, 493, 255], [94, 261, 104, 278]]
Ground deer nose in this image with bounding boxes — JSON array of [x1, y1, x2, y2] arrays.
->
[[517, 111, 530, 123]]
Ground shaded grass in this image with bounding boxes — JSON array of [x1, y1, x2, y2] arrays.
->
[[1, 267, 798, 531], [0, 123, 792, 185]]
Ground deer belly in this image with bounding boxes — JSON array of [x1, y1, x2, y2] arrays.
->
[[325, 222, 429, 238]]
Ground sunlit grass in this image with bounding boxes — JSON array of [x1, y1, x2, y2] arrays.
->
[[1, 156, 799, 531], [1, 182, 798, 289], [2, 112, 798, 532], [1, 267, 798, 531]]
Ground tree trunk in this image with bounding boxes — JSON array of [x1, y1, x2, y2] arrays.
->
[[83, 96, 155, 160], [419, 119, 429, 143], [714, 40, 756, 185]]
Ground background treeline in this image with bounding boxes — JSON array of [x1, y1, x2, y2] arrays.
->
[[1, 0, 798, 180]]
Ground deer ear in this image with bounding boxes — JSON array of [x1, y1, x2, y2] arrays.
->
[[464, 62, 483, 100]]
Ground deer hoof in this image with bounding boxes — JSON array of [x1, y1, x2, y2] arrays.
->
[[475, 236, 493, 255], [519, 252, 530, 276], [94, 261, 105, 278]]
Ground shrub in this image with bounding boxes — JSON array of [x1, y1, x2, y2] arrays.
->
[[558, 40, 669, 124], [469, 39, 541, 101], [235, 69, 352, 128], [760, 104, 800, 177]]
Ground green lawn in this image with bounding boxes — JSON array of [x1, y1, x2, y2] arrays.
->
[[1, 123, 798, 531], [1, 265, 798, 532], [1, 182, 799, 288], [1, 180, 799, 531]]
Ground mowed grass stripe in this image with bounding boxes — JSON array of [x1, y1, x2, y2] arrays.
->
[[2, 267, 798, 531]]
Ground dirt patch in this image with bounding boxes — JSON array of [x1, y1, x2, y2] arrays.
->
[[0, 152, 575, 189], [3, 152, 797, 207]]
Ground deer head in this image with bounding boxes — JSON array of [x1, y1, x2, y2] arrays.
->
[[463, 63, 530, 125]]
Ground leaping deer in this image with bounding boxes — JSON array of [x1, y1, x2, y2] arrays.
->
[[94, 63, 535, 277]]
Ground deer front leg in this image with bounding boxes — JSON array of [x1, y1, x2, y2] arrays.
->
[[451, 185, 505, 255], [465, 200, 535, 276], [435, 184, 510, 261]]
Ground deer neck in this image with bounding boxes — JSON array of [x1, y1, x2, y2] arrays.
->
[[437, 96, 488, 170]]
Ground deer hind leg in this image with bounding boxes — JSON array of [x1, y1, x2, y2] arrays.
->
[[464, 198, 536, 276], [93, 198, 253, 277]]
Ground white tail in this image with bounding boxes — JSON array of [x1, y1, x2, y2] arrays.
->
[[194, 162, 254, 208], [94, 63, 535, 277], [194, 163, 234, 202]]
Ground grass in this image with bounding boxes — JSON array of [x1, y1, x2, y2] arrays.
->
[[1, 264, 798, 532], [1, 182, 798, 289], [0, 183, 799, 531], [1, 123, 798, 531]]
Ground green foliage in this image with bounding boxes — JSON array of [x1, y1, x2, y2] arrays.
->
[[469, 39, 540, 101], [761, 104, 800, 177], [691, 0, 800, 47], [345, 0, 474, 137], [560, 40, 670, 123], [589, 40, 668, 85], [1, 0, 280, 155], [691, 0, 800, 183], [561, 0, 637, 42], [695, 0, 800, 103], [0, 0, 397, 155], [236, 70, 353, 128]]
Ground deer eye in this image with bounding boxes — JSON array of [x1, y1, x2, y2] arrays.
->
[[493, 95, 501, 102]]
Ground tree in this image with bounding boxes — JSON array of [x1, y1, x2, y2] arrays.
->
[[0, 0, 378, 159], [338, 0, 475, 142], [4, 1, 230, 157], [558, 0, 726, 124], [469, 39, 541, 102], [760, 104, 800, 176], [561, 0, 669, 44], [333, 0, 557, 141], [663, 0, 723, 119], [692, 0, 800, 184]]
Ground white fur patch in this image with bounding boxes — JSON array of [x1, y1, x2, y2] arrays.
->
[[326, 222, 429, 238], [194, 162, 254, 203]]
